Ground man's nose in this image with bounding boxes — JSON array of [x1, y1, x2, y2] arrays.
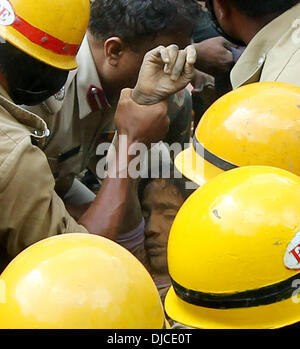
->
[[145, 214, 161, 237]]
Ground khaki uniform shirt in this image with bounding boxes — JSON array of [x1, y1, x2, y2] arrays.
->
[[231, 3, 300, 88], [25, 35, 192, 198], [25, 36, 116, 198], [0, 86, 88, 271]]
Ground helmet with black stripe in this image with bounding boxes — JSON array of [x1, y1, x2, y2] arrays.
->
[[175, 81, 300, 186], [165, 166, 300, 329]]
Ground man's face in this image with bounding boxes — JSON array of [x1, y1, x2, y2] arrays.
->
[[206, 0, 245, 46], [92, 28, 192, 96], [0, 42, 69, 106], [121, 29, 192, 89], [141, 179, 185, 274]]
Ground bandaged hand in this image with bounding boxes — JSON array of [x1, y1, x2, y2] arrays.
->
[[132, 44, 197, 105]]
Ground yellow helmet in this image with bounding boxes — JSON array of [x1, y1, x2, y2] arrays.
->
[[0, 0, 90, 69], [0, 233, 166, 329], [175, 82, 300, 186], [165, 166, 300, 329]]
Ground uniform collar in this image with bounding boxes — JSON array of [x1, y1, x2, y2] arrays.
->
[[0, 83, 49, 146], [231, 3, 300, 88], [76, 35, 110, 119], [0, 84, 11, 101]]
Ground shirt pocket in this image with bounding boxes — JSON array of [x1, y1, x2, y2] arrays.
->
[[47, 145, 84, 197]]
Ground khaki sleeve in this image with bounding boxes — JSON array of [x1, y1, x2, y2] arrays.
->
[[0, 136, 89, 260]]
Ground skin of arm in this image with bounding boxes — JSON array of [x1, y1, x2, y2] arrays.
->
[[78, 89, 169, 240], [78, 44, 197, 241], [193, 37, 235, 76]]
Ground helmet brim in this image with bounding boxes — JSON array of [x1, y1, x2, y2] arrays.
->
[[174, 146, 224, 186], [165, 286, 300, 329]]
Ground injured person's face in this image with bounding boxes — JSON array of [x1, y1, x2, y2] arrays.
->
[[141, 179, 185, 274]]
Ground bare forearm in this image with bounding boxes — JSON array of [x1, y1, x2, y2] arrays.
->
[[77, 83, 169, 240], [66, 178, 141, 239], [118, 178, 142, 235], [65, 203, 91, 222], [78, 143, 141, 240]]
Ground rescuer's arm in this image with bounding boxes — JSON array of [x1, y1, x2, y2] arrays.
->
[[78, 89, 169, 239], [78, 45, 197, 240]]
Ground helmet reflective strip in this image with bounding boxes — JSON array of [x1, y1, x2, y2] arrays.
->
[[193, 136, 238, 171], [10, 14, 79, 56], [171, 273, 300, 309]]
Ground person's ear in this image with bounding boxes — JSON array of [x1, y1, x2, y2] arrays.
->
[[214, 0, 232, 21], [104, 37, 125, 67]]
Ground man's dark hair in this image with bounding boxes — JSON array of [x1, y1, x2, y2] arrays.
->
[[230, 0, 300, 18], [88, 0, 200, 50], [138, 171, 196, 203]]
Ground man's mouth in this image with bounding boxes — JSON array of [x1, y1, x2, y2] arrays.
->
[[147, 248, 165, 257], [144, 241, 165, 255]]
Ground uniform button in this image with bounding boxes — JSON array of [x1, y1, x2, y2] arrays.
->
[[34, 128, 50, 137], [34, 130, 43, 136], [54, 86, 65, 101], [258, 57, 265, 65]]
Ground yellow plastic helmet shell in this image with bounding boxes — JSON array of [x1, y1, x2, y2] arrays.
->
[[175, 82, 300, 186], [0, 0, 90, 69], [165, 166, 300, 329], [0, 233, 165, 329]]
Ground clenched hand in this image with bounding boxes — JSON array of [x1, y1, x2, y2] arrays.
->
[[193, 37, 236, 76], [115, 89, 169, 148], [132, 44, 197, 105]]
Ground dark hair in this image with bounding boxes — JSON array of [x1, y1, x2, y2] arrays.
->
[[138, 171, 196, 203], [88, 0, 200, 50], [230, 0, 300, 18]]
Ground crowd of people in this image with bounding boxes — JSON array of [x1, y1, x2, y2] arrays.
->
[[0, 0, 300, 329]]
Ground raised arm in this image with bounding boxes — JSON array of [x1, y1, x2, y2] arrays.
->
[[78, 44, 197, 240]]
